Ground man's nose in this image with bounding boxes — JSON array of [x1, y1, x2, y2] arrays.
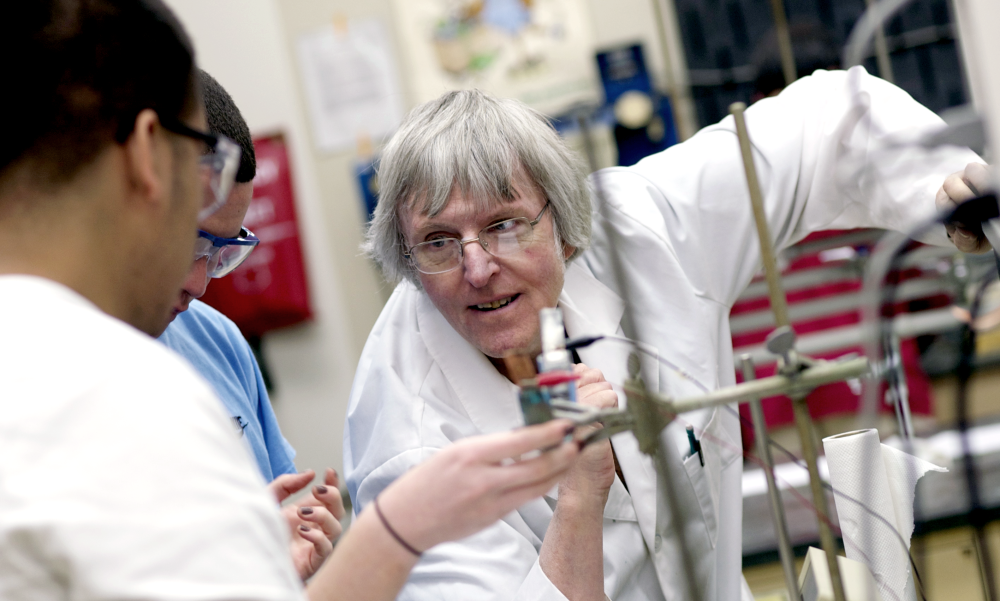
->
[[183, 257, 212, 300], [462, 240, 499, 287]]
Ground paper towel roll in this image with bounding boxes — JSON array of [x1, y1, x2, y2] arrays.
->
[[823, 429, 946, 601]]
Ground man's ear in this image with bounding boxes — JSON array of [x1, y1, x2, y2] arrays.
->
[[121, 109, 166, 207]]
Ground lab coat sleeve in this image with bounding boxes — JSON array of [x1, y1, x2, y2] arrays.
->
[[600, 66, 980, 310]]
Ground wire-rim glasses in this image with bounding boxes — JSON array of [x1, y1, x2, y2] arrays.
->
[[405, 201, 551, 275]]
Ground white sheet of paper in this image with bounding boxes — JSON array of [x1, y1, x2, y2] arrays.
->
[[296, 19, 403, 152]]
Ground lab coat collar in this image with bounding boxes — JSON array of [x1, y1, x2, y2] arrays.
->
[[559, 261, 624, 342], [559, 261, 659, 392], [415, 289, 523, 435], [559, 262, 661, 540]]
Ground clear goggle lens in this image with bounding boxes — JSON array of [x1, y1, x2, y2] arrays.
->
[[197, 136, 241, 221], [192, 227, 260, 278]]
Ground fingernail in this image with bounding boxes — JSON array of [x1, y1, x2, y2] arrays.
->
[[316, 485, 329, 495], [299, 525, 310, 532], [300, 506, 314, 515]]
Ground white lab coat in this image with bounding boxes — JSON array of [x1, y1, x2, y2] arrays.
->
[[344, 67, 978, 601]]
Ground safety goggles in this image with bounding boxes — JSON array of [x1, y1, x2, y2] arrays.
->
[[194, 227, 260, 278], [161, 117, 241, 220]]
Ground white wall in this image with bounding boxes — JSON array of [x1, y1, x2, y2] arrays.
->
[[163, 0, 689, 483], [164, 0, 360, 478]]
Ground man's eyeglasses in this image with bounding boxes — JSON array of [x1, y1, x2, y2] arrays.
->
[[194, 227, 260, 278], [161, 117, 241, 220], [404, 202, 551, 275]]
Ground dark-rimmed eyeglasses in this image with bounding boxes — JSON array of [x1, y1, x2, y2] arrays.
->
[[404, 202, 551, 275], [161, 117, 241, 221], [194, 227, 260, 278]]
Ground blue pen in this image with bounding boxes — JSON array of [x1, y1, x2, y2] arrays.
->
[[686, 425, 703, 467]]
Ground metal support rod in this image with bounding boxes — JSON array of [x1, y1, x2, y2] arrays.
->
[[730, 102, 790, 328], [864, 0, 896, 83], [649, 0, 682, 139], [767, 0, 797, 87], [577, 111, 702, 601], [740, 355, 800, 601], [792, 395, 847, 601], [886, 334, 914, 440], [730, 101, 846, 601], [666, 357, 869, 414], [648, 0, 698, 141], [624, 358, 702, 601]]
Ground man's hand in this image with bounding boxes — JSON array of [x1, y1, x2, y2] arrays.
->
[[268, 468, 345, 581], [936, 162, 994, 253], [559, 363, 618, 503]]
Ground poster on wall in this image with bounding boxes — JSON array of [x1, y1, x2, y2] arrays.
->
[[296, 18, 404, 152], [391, 0, 599, 116]]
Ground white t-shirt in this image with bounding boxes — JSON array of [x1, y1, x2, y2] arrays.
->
[[0, 276, 305, 600]]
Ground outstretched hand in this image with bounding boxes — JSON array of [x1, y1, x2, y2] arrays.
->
[[373, 419, 579, 554], [269, 468, 346, 581], [936, 162, 994, 253]]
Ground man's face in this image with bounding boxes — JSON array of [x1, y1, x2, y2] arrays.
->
[[139, 107, 209, 337], [401, 182, 572, 358], [164, 180, 253, 328]]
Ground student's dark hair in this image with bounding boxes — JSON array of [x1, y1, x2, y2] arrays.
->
[[200, 70, 256, 184], [751, 20, 841, 98], [1, 0, 199, 187]]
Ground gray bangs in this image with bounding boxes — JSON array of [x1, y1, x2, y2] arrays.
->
[[405, 122, 525, 219], [364, 89, 593, 286]]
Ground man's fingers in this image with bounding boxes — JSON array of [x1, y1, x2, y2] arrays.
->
[[940, 164, 993, 208], [965, 162, 992, 195], [577, 383, 618, 409], [573, 363, 609, 388], [268, 470, 315, 503], [941, 172, 976, 206], [938, 164, 995, 253], [947, 223, 983, 252], [471, 419, 574, 463]]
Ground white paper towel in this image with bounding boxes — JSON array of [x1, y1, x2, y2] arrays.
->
[[823, 429, 947, 601]]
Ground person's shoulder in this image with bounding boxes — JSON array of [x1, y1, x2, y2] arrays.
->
[[174, 300, 245, 341], [0, 276, 199, 373], [0, 276, 223, 432], [361, 280, 423, 347], [164, 300, 253, 364]]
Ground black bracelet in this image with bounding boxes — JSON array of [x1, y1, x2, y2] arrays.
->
[[373, 496, 422, 557]]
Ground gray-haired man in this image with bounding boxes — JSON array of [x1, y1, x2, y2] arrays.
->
[[346, 70, 983, 601]]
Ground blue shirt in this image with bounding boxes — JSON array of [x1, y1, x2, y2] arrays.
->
[[159, 300, 296, 481]]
